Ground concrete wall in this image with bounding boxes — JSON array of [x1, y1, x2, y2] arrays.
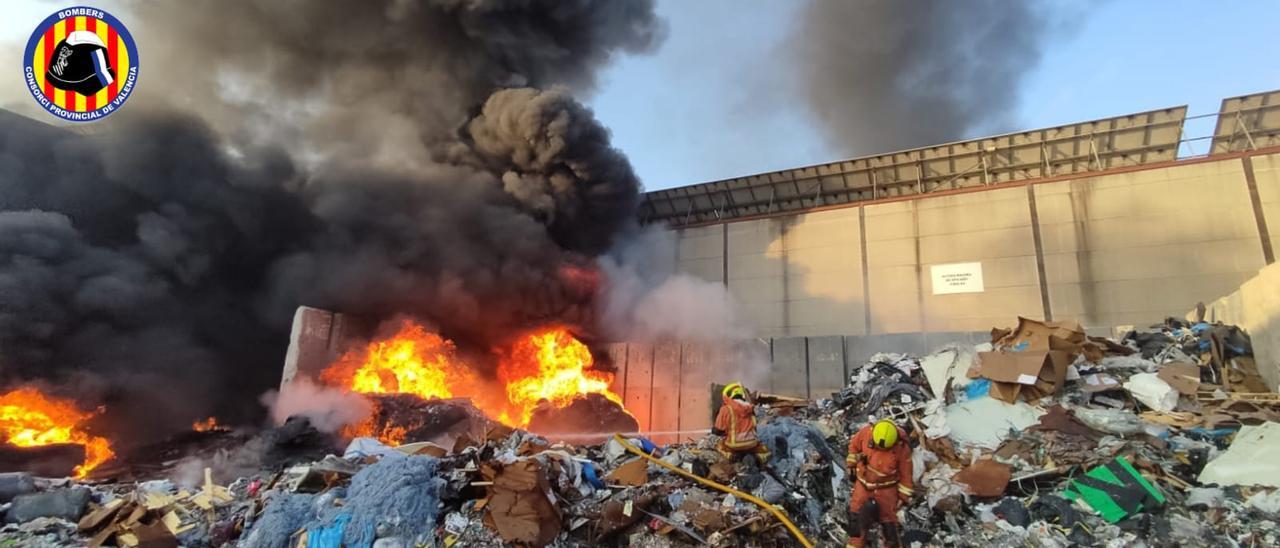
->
[[672, 150, 1280, 336], [603, 331, 1001, 439], [1037, 159, 1266, 327], [1195, 261, 1280, 390], [860, 194, 1040, 333]]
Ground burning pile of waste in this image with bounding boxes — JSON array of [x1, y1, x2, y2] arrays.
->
[[0, 387, 113, 478], [0, 315, 1276, 548], [318, 320, 639, 445]]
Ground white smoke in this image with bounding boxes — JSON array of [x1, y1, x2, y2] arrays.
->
[[598, 227, 750, 342], [259, 377, 371, 433]]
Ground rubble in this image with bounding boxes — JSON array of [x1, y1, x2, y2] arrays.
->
[[4, 487, 90, 524], [0, 316, 1275, 547], [0, 472, 36, 502]]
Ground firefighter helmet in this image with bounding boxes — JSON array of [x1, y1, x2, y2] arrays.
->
[[872, 420, 899, 449], [45, 31, 116, 96], [722, 382, 746, 400]]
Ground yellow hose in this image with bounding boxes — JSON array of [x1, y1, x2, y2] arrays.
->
[[611, 433, 814, 548]]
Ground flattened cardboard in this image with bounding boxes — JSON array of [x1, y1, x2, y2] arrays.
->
[[1156, 363, 1201, 395]]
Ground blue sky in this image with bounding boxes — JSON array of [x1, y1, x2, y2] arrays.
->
[[589, 0, 1280, 190], [4, 1, 1277, 192]]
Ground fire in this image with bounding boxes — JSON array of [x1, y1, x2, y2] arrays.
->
[[497, 328, 623, 426], [192, 417, 226, 432], [0, 387, 114, 478], [324, 321, 625, 437], [321, 322, 473, 402]]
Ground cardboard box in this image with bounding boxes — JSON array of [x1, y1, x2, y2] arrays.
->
[[995, 317, 1085, 352], [978, 349, 1074, 404]]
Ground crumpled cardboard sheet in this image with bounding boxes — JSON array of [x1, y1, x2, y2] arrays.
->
[[605, 458, 648, 487], [1198, 421, 1280, 488], [975, 343, 1076, 404], [482, 459, 562, 546], [954, 459, 1011, 498], [995, 317, 1085, 352], [1156, 363, 1202, 395], [1030, 405, 1103, 439]]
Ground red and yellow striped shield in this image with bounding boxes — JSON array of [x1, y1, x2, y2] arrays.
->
[[23, 7, 139, 122]]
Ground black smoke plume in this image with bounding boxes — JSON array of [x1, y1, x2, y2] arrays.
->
[[0, 0, 662, 445], [788, 0, 1056, 155]]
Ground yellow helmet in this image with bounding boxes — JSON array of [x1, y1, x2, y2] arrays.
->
[[722, 382, 746, 400], [871, 420, 899, 449]]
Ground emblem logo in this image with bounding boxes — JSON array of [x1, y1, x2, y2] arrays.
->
[[23, 6, 139, 122]]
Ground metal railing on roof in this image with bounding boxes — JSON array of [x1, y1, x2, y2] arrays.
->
[[641, 89, 1280, 227]]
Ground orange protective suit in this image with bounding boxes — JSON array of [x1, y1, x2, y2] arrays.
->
[[713, 395, 771, 462], [845, 424, 912, 548]]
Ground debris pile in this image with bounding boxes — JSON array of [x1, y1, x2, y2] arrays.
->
[[2, 316, 1279, 546]]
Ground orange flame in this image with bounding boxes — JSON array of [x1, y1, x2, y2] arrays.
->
[[0, 387, 114, 478], [321, 322, 475, 402], [191, 417, 226, 432], [323, 321, 625, 437], [497, 328, 622, 426]]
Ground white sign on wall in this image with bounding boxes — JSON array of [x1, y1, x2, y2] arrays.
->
[[930, 262, 985, 295]]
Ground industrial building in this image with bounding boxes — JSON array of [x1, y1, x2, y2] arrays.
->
[[600, 90, 1280, 435]]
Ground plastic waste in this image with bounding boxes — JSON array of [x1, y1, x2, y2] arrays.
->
[[965, 378, 992, 400], [306, 513, 350, 548], [581, 462, 605, 490], [1185, 487, 1225, 509], [343, 437, 404, 460], [1123, 373, 1178, 412], [1245, 490, 1280, 514], [1073, 408, 1146, 436], [1198, 422, 1280, 487]]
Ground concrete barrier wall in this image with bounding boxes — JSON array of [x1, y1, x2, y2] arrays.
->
[[670, 150, 1280, 335], [604, 331, 1005, 439], [1195, 261, 1280, 390], [1037, 159, 1266, 327]]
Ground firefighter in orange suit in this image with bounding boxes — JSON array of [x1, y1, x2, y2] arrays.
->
[[846, 420, 913, 548], [711, 382, 771, 464]]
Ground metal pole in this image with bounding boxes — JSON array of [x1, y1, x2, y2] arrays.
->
[[1088, 135, 1103, 171], [1041, 141, 1051, 177], [980, 151, 990, 185], [1237, 111, 1258, 151]]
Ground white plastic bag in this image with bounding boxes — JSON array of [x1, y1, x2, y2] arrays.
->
[[1123, 373, 1178, 412]]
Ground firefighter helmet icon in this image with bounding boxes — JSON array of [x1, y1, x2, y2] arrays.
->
[[46, 30, 116, 96], [22, 7, 139, 122]]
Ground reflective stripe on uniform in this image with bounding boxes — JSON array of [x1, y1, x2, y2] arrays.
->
[[857, 476, 897, 490], [723, 402, 757, 448]]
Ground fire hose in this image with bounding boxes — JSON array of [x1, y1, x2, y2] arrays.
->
[[611, 433, 814, 548]]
